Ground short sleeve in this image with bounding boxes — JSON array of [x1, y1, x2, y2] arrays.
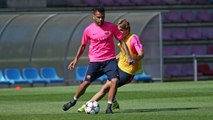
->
[[113, 24, 123, 40], [131, 35, 143, 52], [81, 29, 89, 45]]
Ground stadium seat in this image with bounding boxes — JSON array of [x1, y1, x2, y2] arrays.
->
[[0, 69, 11, 85], [196, 11, 212, 22], [75, 66, 107, 82], [83, 0, 100, 6], [193, 0, 209, 4], [22, 67, 49, 85], [163, 29, 173, 40], [131, 0, 148, 5], [181, 11, 197, 23], [211, 12, 213, 22], [164, 64, 181, 77], [67, 0, 87, 7], [163, 11, 183, 23], [201, 28, 213, 40], [134, 72, 152, 82], [171, 28, 187, 40], [162, 13, 170, 23], [180, 64, 194, 76], [191, 45, 207, 55], [75, 66, 87, 82], [96, 75, 108, 81], [180, 0, 193, 5], [163, 46, 176, 56], [146, 0, 164, 5], [176, 46, 192, 55], [207, 45, 213, 54], [115, 0, 135, 5], [100, 0, 119, 6], [46, 0, 67, 7], [4, 68, 29, 84], [40, 67, 64, 83], [186, 28, 201, 40], [198, 64, 213, 75], [162, 0, 181, 5]]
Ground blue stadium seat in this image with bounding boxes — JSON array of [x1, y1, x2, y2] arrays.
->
[[22, 67, 49, 85], [40, 67, 64, 83], [0, 69, 11, 85], [75, 66, 107, 82], [75, 66, 87, 82], [134, 72, 152, 82], [4, 68, 29, 84], [96, 75, 108, 81]]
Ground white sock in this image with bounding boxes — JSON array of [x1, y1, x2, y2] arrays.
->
[[108, 101, 112, 104], [73, 96, 77, 100]]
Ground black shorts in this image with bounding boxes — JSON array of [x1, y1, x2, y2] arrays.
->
[[117, 68, 134, 87], [85, 58, 119, 82]]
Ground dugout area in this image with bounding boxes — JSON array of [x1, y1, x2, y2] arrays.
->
[[0, 12, 162, 85]]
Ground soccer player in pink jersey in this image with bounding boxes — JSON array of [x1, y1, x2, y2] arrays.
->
[[77, 19, 144, 112], [62, 7, 133, 114]]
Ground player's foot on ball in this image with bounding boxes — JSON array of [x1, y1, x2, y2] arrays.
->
[[62, 99, 76, 111], [105, 108, 113, 114], [77, 104, 85, 112], [112, 100, 120, 110]]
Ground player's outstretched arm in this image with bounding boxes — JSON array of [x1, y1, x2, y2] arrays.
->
[[68, 44, 86, 70]]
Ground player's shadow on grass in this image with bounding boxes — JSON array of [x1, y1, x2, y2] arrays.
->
[[121, 107, 199, 113]]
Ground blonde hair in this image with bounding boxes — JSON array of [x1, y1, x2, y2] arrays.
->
[[117, 19, 130, 32]]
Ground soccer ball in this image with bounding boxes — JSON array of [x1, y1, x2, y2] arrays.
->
[[85, 100, 100, 114]]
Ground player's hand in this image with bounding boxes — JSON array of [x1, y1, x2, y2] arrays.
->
[[68, 59, 77, 70], [127, 57, 135, 65]]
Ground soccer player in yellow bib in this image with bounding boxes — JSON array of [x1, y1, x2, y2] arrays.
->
[[78, 19, 144, 112]]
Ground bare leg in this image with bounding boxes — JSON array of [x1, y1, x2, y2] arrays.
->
[[105, 78, 118, 113], [74, 81, 91, 99], [63, 80, 90, 111], [90, 81, 111, 101], [108, 78, 118, 103]]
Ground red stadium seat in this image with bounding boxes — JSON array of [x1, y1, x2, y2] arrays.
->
[[198, 64, 213, 75], [207, 45, 213, 54]]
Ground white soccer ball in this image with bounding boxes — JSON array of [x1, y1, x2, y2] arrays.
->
[[85, 100, 100, 114]]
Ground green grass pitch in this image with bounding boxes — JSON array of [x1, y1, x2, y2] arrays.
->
[[0, 81, 213, 120]]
